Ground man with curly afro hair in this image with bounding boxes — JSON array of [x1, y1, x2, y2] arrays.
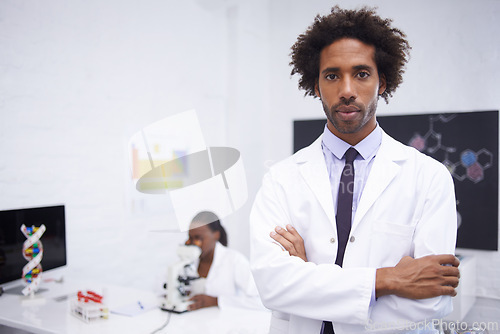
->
[[250, 6, 460, 334]]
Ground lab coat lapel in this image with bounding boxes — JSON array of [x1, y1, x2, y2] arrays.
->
[[295, 136, 335, 225], [351, 131, 407, 230]]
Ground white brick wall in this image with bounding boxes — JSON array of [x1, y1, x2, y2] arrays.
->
[[0, 0, 230, 291]]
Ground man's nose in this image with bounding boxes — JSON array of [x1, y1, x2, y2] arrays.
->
[[339, 78, 357, 102]]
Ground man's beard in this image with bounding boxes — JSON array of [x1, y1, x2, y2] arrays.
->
[[322, 98, 377, 134]]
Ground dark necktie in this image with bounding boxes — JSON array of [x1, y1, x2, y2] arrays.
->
[[321, 147, 358, 334], [335, 147, 358, 266]]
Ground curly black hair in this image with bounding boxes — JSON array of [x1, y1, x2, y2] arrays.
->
[[290, 6, 410, 103]]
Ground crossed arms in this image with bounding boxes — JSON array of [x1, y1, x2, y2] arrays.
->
[[270, 224, 460, 300]]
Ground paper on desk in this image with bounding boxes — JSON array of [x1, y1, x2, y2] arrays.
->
[[110, 300, 157, 317]]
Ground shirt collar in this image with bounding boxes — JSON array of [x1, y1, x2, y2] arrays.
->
[[321, 123, 382, 160]]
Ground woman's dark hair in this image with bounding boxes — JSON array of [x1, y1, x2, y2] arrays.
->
[[290, 6, 411, 103], [191, 211, 228, 246]]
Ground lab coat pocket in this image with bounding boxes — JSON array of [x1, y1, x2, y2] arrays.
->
[[369, 221, 415, 268]]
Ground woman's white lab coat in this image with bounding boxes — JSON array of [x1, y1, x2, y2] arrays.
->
[[197, 242, 266, 311], [250, 131, 457, 334]]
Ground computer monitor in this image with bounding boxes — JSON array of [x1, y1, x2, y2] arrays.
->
[[0, 205, 67, 290]]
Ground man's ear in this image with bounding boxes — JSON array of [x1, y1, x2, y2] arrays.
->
[[314, 81, 321, 98], [378, 73, 387, 95]]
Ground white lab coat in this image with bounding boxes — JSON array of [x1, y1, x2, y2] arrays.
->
[[250, 131, 457, 334], [197, 242, 266, 311]]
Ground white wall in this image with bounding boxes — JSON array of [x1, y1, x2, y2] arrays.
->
[[1, 0, 499, 319], [0, 0, 231, 290]]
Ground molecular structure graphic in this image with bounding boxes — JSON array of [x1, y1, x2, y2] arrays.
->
[[408, 114, 494, 184], [20, 224, 46, 296]]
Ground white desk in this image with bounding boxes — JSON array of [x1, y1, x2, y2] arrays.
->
[[0, 279, 271, 334]]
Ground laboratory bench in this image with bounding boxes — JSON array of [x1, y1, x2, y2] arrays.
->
[[0, 278, 271, 334]]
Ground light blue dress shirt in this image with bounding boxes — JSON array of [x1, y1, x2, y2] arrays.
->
[[321, 123, 382, 305], [321, 123, 382, 224]]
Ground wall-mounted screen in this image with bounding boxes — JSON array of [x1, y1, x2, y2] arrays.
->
[[293, 110, 499, 251]]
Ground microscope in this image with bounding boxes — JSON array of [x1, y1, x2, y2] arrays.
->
[[161, 244, 201, 313]]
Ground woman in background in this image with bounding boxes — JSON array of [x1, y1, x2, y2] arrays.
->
[[185, 211, 265, 311]]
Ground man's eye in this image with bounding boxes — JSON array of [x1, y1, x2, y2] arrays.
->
[[325, 74, 338, 80], [357, 71, 370, 78]]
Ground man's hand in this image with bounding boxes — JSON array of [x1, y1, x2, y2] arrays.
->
[[376, 254, 460, 299], [188, 294, 218, 311], [270, 225, 308, 262]]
